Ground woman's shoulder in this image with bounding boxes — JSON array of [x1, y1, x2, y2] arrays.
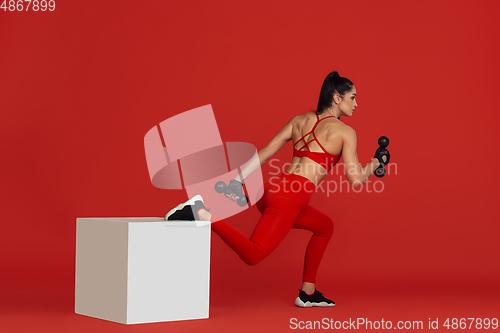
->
[[324, 117, 354, 140], [289, 111, 316, 123], [334, 123, 356, 142]]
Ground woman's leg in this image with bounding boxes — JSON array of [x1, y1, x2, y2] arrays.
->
[[210, 174, 313, 265], [211, 204, 303, 265], [291, 204, 334, 286]]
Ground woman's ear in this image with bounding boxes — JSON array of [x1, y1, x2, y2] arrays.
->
[[332, 93, 341, 105]]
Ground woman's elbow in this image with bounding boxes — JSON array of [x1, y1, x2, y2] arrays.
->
[[352, 180, 364, 189], [347, 175, 364, 188]]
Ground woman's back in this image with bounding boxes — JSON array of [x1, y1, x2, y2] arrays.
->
[[286, 112, 349, 184]]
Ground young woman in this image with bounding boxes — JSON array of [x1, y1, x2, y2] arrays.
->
[[166, 71, 389, 307]]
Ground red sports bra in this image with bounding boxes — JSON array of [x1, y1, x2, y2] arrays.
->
[[293, 113, 341, 172]]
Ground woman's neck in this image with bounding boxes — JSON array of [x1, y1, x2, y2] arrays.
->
[[321, 108, 339, 119]]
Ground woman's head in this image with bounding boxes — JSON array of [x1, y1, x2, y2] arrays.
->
[[316, 71, 355, 115]]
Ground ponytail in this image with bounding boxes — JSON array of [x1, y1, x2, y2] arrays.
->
[[316, 71, 354, 114]]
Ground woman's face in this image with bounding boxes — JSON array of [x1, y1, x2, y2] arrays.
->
[[335, 86, 358, 117]]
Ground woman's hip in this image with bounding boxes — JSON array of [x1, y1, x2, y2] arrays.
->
[[258, 172, 315, 212]]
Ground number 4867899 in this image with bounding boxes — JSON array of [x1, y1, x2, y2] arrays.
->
[[1, 0, 56, 11]]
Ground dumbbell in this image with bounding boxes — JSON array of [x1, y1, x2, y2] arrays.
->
[[214, 180, 249, 207], [374, 136, 390, 178]]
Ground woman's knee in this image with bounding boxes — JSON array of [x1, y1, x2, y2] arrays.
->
[[242, 254, 264, 266], [318, 217, 334, 238]]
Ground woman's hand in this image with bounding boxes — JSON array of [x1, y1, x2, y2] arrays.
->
[[225, 193, 240, 202], [224, 179, 243, 202]]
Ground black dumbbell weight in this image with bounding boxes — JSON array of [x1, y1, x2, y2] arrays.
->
[[214, 180, 249, 207], [374, 136, 390, 178]]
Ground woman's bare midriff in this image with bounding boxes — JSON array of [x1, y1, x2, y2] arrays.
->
[[285, 157, 329, 186]]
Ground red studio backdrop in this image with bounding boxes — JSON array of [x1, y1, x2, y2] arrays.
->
[[1, 1, 499, 332]]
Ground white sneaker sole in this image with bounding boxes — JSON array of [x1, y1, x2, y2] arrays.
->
[[294, 297, 335, 308], [165, 195, 204, 221]]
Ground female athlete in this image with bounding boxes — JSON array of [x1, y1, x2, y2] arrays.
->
[[166, 71, 389, 307]]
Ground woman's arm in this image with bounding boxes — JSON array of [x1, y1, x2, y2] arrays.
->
[[341, 127, 382, 188], [234, 117, 296, 183]]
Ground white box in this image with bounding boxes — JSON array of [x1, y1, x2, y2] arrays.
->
[[75, 217, 210, 324]]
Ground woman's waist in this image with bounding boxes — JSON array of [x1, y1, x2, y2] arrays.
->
[[283, 162, 329, 186], [266, 171, 318, 189]]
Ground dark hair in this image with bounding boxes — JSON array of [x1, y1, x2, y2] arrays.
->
[[316, 71, 354, 114]]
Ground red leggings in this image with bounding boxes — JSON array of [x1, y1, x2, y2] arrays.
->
[[210, 172, 334, 283]]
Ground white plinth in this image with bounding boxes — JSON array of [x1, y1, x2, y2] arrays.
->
[[75, 217, 211, 325]]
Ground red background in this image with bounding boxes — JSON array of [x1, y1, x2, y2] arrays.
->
[[1, 0, 499, 332]]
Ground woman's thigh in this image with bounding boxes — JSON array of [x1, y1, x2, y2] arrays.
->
[[292, 204, 334, 234]]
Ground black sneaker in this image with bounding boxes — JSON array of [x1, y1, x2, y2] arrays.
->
[[165, 195, 210, 221], [294, 289, 335, 307]]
